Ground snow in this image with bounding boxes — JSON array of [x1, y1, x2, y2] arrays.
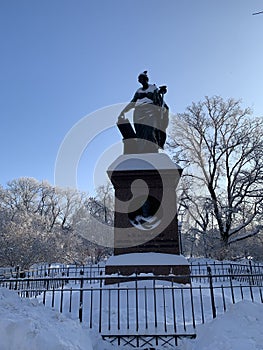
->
[[0, 287, 93, 350], [92, 300, 263, 350], [1, 259, 263, 350], [107, 153, 182, 172], [181, 301, 263, 350], [106, 252, 189, 266]]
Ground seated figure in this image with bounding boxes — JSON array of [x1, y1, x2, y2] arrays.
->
[[118, 71, 169, 153]]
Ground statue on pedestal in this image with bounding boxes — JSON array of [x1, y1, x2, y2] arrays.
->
[[117, 71, 169, 153], [106, 73, 190, 284]]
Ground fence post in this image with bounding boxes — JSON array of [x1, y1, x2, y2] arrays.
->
[[229, 267, 235, 304], [14, 266, 20, 290], [249, 261, 255, 285], [135, 278, 139, 332], [79, 277, 84, 322], [153, 279, 157, 328], [207, 266, 216, 318], [99, 278, 103, 333]]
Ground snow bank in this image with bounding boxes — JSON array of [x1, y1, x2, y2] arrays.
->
[[0, 287, 93, 350], [182, 300, 263, 350]]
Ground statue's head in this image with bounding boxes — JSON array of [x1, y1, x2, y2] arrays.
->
[[138, 71, 149, 84]]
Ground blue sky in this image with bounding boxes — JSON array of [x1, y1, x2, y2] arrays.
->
[[0, 0, 263, 194]]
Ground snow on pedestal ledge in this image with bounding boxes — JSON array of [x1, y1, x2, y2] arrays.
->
[[107, 152, 182, 172], [106, 252, 189, 266]]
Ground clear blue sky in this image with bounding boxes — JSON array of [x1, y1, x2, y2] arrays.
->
[[1, 0, 263, 194]]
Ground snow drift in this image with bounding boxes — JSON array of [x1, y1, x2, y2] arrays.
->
[[0, 287, 93, 350], [182, 300, 263, 350]]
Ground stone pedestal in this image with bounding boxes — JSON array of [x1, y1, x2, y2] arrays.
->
[[105, 153, 190, 284]]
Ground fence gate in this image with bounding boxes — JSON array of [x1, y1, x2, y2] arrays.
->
[[101, 332, 196, 348]]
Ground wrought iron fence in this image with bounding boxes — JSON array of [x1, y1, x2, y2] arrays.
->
[[1, 261, 263, 348], [1, 264, 263, 348], [1, 259, 262, 280]]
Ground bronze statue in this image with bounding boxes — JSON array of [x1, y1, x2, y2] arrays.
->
[[118, 71, 169, 153]]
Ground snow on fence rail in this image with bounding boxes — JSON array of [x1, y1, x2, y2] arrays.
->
[[190, 260, 263, 286], [0, 264, 106, 279], [1, 260, 262, 281]]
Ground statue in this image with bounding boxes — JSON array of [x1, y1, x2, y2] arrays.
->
[[117, 71, 169, 153]]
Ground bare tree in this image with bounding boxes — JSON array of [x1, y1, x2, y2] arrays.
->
[[87, 182, 114, 225], [0, 178, 92, 267], [170, 96, 263, 257], [0, 211, 58, 269]]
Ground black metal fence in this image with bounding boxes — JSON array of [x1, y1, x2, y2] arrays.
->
[[1, 261, 263, 348], [1, 259, 262, 282], [190, 260, 263, 285], [0, 263, 105, 279]]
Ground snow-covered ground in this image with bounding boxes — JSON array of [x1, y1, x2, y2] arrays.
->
[[0, 287, 93, 350], [1, 286, 263, 350], [180, 301, 263, 350], [1, 256, 263, 350]]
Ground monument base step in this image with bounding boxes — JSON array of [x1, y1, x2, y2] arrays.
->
[[105, 253, 191, 285]]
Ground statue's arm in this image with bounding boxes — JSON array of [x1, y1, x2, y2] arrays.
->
[[118, 93, 138, 119], [119, 102, 134, 116]]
